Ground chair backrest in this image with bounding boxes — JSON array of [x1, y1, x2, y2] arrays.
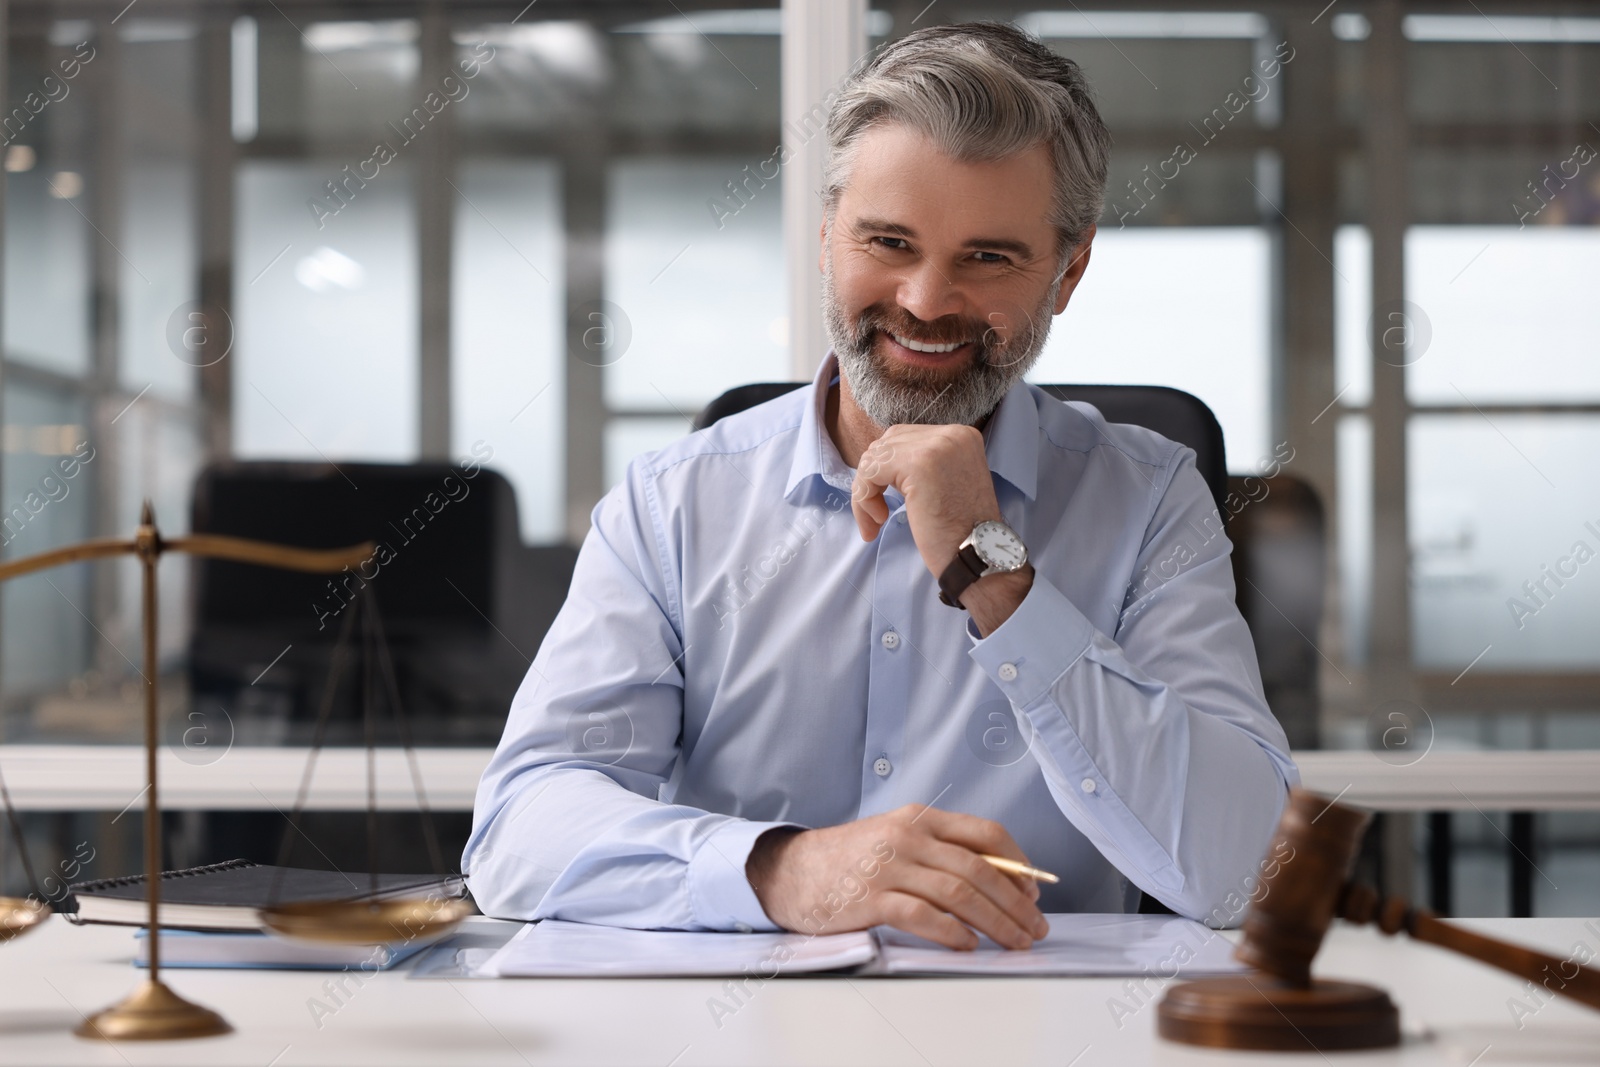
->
[[1228, 473, 1326, 750], [186, 461, 569, 742], [694, 382, 1229, 515], [191, 462, 502, 635]]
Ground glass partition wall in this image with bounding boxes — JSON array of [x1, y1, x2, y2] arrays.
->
[[1, 0, 1597, 916]]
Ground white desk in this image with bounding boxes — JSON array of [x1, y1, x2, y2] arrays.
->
[[2, 915, 1597, 1065], [7, 746, 1600, 812]]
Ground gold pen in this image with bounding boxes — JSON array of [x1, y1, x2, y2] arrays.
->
[[981, 854, 1060, 884]]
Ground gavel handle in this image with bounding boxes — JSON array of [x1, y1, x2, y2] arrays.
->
[[1408, 912, 1600, 1010], [1340, 884, 1600, 1010]]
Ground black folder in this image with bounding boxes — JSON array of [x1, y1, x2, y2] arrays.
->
[[67, 859, 465, 931]]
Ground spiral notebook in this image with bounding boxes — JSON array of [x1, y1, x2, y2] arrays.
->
[[67, 859, 466, 932]]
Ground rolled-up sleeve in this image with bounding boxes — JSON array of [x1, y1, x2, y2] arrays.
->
[[968, 449, 1299, 922], [462, 468, 794, 931]]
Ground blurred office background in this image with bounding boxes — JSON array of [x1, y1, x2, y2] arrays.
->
[[1, 0, 1597, 916]]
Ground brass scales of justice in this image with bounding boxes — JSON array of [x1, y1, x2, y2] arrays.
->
[[0, 502, 471, 1040]]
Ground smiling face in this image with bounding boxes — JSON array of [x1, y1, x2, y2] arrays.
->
[[821, 122, 1093, 428]]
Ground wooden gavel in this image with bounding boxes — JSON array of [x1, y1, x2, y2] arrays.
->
[[1160, 788, 1600, 1051]]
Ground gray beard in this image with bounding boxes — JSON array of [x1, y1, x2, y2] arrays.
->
[[821, 256, 1057, 428]]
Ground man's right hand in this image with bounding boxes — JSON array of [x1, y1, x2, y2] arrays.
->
[[744, 804, 1049, 950]]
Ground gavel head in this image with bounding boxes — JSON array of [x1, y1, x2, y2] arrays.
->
[[1233, 788, 1372, 986]]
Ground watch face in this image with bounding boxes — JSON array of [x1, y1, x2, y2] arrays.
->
[[971, 521, 1026, 571]]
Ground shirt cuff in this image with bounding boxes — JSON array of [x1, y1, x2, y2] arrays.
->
[[686, 819, 799, 932], [968, 573, 1097, 705]]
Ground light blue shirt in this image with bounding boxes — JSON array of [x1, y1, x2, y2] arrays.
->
[[464, 354, 1298, 930]]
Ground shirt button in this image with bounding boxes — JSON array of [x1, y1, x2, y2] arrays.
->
[[873, 757, 892, 777], [998, 663, 1019, 682], [896, 513, 908, 525], [1081, 778, 1097, 794], [881, 630, 900, 650]]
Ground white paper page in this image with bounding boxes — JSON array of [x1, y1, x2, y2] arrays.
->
[[408, 923, 524, 979], [872, 913, 1245, 976], [481, 920, 879, 978]]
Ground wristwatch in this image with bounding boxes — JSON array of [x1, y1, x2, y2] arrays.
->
[[937, 520, 1028, 608]]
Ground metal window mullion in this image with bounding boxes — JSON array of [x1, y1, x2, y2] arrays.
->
[[561, 9, 612, 553], [87, 16, 126, 679], [1328, 405, 1600, 423], [198, 12, 236, 463], [1274, 13, 1339, 738], [1366, 0, 1417, 902], [1366, 0, 1412, 691], [781, 0, 868, 381], [417, 1, 455, 460], [562, 144, 606, 545]]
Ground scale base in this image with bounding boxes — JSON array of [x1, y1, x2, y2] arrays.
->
[[75, 980, 232, 1041], [1158, 974, 1400, 1052], [0, 896, 46, 942]]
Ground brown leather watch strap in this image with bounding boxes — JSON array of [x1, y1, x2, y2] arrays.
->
[[937, 543, 988, 607]]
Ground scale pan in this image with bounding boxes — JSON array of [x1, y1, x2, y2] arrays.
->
[[259, 896, 472, 945], [0, 896, 47, 942]]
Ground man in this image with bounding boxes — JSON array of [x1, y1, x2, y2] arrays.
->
[[465, 22, 1296, 951]]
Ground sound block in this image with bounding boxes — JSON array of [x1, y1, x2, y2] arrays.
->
[[1158, 975, 1400, 1052]]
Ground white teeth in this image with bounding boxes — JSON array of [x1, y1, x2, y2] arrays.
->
[[891, 333, 963, 354]]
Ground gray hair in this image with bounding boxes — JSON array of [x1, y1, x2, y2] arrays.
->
[[822, 22, 1112, 273]]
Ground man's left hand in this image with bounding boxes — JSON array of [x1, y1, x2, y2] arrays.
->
[[850, 424, 1033, 635]]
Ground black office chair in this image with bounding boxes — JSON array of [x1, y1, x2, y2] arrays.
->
[[695, 381, 1324, 916], [177, 462, 578, 876], [1228, 473, 1325, 751], [187, 462, 576, 745], [694, 381, 1229, 515]]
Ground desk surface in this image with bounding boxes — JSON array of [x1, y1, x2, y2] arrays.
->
[[3, 916, 1597, 1066]]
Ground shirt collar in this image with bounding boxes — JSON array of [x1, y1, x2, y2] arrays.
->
[[785, 353, 1039, 504], [785, 353, 854, 501], [982, 372, 1040, 502]]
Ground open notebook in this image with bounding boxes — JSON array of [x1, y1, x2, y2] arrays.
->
[[477, 913, 1244, 979]]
